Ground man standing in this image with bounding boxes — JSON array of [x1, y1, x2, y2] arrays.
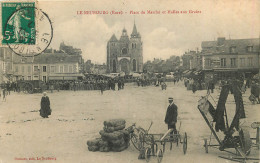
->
[[165, 97, 178, 138]]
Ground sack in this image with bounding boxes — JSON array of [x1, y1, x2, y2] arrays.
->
[[104, 119, 126, 127], [99, 130, 124, 140], [98, 140, 109, 147], [87, 138, 102, 146], [99, 146, 110, 152], [111, 144, 128, 152], [104, 124, 125, 133], [88, 145, 99, 152], [118, 130, 131, 143], [110, 137, 125, 146]]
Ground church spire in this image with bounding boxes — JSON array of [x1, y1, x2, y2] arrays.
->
[[131, 21, 140, 38]]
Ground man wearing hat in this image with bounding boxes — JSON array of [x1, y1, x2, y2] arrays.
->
[[165, 97, 178, 138]]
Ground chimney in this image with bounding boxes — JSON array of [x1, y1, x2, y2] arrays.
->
[[217, 37, 225, 46]]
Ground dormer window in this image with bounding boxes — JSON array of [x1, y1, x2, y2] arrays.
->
[[230, 46, 236, 53], [247, 46, 253, 52]]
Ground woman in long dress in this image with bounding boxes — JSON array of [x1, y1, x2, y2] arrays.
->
[[40, 92, 51, 118]]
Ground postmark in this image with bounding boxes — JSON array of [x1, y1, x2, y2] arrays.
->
[[2, 2, 53, 57]]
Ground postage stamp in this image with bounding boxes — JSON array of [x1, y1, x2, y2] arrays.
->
[[2, 2, 35, 44], [1, 1, 53, 57]]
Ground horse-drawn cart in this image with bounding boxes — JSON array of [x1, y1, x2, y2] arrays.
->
[[17, 80, 44, 94]]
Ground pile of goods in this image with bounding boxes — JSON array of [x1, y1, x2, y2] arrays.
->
[[87, 119, 131, 152]]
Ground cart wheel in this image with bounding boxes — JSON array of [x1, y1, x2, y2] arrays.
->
[[131, 132, 141, 151], [24, 83, 33, 94], [131, 128, 145, 151], [204, 139, 208, 153], [183, 132, 188, 154], [239, 127, 252, 156], [157, 149, 163, 163], [145, 147, 151, 162]]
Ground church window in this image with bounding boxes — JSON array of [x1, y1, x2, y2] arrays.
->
[[133, 59, 137, 71], [112, 60, 117, 73], [122, 48, 128, 55]]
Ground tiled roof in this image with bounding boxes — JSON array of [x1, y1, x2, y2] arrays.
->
[[13, 53, 81, 64], [201, 38, 260, 54]]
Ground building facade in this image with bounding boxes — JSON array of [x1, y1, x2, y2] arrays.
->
[[0, 42, 84, 83], [107, 23, 143, 74], [0, 47, 14, 82], [201, 37, 259, 81], [12, 53, 83, 82]]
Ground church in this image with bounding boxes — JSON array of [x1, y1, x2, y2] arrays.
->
[[106, 23, 143, 74]]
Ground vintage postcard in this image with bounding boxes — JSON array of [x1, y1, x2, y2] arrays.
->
[[0, 0, 259, 162]]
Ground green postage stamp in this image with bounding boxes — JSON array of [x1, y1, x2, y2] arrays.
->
[[2, 2, 35, 44]]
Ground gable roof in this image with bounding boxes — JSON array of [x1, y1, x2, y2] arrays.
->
[[109, 34, 118, 42], [13, 53, 81, 64], [201, 38, 260, 54]]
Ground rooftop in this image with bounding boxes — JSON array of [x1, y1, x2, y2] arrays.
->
[[201, 37, 260, 54], [13, 53, 81, 64]]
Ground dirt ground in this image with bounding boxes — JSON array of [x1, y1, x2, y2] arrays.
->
[[0, 82, 259, 163]]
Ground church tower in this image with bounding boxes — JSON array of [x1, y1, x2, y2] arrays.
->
[[129, 22, 143, 72], [107, 22, 143, 74], [107, 34, 118, 73]]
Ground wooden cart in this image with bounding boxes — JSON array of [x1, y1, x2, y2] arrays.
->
[[130, 122, 187, 163]]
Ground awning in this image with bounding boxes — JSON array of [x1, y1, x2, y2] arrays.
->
[[183, 71, 192, 76], [182, 70, 190, 74], [48, 76, 64, 80], [194, 70, 202, 75], [64, 76, 78, 80], [132, 73, 142, 77], [48, 73, 83, 80], [49, 73, 84, 77]]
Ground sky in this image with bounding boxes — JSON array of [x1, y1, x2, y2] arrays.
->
[[39, 0, 260, 64]]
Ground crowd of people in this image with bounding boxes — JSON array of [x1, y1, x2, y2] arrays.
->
[[43, 77, 125, 93], [183, 74, 260, 105]]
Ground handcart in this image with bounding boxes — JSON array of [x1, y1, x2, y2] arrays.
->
[[197, 80, 259, 162], [130, 121, 187, 163]]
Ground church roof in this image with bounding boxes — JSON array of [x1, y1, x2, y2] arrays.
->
[[131, 23, 138, 36], [131, 23, 140, 37], [120, 35, 129, 42], [120, 28, 129, 42], [109, 34, 118, 42]]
